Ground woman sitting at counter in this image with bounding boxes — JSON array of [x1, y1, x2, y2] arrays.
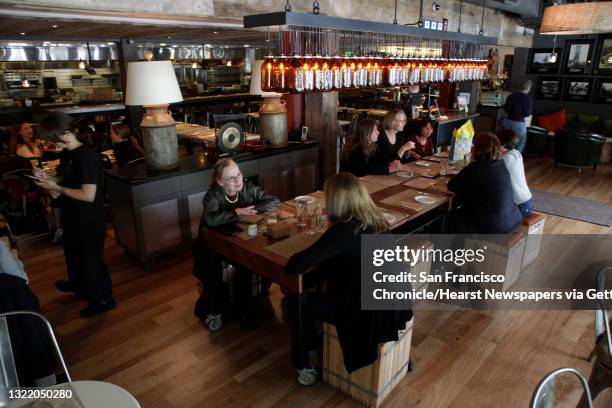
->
[[193, 158, 279, 331], [340, 119, 400, 177], [496, 128, 533, 219], [406, 119, 435, 159], [285, 173, 413, 386], [13, 121, 52, 166], [110, 124, 144, 167], [448, 132, 522, 234], [376, 108, 415, 164]]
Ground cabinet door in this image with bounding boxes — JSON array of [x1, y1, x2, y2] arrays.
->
[[140, 198, 182, 254], [187, 190, 206, 240], [294, 162, 317, 196], [259, 167, 290, 201]]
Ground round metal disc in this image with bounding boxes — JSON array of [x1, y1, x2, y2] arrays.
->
[[216, 122, 245, 153]]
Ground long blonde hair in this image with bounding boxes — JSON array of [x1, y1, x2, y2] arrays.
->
[[381, 108, 406, 131], [324, 173, 388, 233], [210, 158, 238, 188]]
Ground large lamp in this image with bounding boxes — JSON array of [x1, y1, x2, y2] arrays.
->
[[250, 60, 288, 148], [540, 2, 612, 35], [125, 60, 183, 169]]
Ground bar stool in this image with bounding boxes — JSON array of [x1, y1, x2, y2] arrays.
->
[[530, 367, 593, 408]]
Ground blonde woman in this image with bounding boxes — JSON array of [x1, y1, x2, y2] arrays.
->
[[377, 108, 415, 164], [285, 173, 413, 386], [193, 158, 279, 331]]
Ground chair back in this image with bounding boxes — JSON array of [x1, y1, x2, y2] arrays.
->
[[554, 129, 605, 167], [594, 266, 612, 360], [530, 367, 593, 408], [0, 311, 71, 388], [124, 157, 145, 168]]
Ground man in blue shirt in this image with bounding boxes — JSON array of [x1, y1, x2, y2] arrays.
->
[[502, 79, 532, 153]]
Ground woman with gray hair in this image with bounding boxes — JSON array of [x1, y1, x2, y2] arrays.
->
[[502, 79, 533, 153]]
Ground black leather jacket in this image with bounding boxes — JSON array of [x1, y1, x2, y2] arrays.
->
[[199, 181, 279, 229]]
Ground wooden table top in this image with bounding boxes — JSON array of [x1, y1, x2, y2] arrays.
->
[[201, 174, 455, 293]]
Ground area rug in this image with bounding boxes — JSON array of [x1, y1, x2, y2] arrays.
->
[[531, 190, 612, 227]]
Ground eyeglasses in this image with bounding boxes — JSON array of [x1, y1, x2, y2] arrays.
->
[[222, 174, 243, 183]]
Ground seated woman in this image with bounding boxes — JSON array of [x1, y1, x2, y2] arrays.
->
[[285, 173, 413, 386], [376, 108, 415, 164], [406, 119, 435, 160], [110, 124, 144, 167], [496, 128, 533, 219], [13, 121, 51, 167], [193, 158, 279, 331], [448, 132, 522, 234], [0, 237, 56, 387], [340, 119, 400, 177]]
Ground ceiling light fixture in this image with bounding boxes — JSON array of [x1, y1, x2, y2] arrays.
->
[[51, 24, 58, 28], [19, 32, 26, 35], [540, 1, 612, 35]]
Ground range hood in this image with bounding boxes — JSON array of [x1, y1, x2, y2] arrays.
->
[[0, 42, 118, 62], [462, 0, 541, 19]]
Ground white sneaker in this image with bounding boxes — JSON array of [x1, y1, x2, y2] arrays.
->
[[51, 228, 63, 244], [297, 368, 318, 386]]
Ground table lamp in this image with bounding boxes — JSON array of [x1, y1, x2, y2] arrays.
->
[[250, 60, 287, 148], [125, 60, 183, 169]]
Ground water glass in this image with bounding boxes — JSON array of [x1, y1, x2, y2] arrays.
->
[[439, 159, 448, 176], [296, 201, 307, 227], [305, 203, 320, 235], [266, 208, 279, 225]]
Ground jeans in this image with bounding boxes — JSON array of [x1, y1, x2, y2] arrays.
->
[[502, 118, 527, 153], [518, 198, 534, 219]]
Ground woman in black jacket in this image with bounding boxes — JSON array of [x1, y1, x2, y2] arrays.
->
[[448, 132, 522, 234], [193, 158, 279, 331], [340, 119, 399, 176], [285, 173, 413, 386]]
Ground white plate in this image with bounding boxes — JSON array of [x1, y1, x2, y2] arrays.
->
[[294, 195, 316, 204], [396, 171, 415, 179], [414, 195, 436, 204], [415, 161, 431, 167], [382, 212, 396, 224]]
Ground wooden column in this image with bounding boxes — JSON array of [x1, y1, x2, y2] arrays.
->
[[305, 91, 338, 185]]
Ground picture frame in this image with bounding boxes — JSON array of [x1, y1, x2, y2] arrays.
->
[[563, 77, 592, 102], [301, 126, 309, 141], [536, 77, 562, 100], [423, 20, 431, 29], [562, 39, 594, 75], [437, 22, 443, 31], [594, 35, 612, 75], [594, 79, 612, 104], [528, 48, 560, 74]]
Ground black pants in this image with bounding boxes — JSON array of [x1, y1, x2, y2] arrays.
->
[[193, 235, 254, 318], [287, 291, 339, 370], [61, 216, 112, 303]]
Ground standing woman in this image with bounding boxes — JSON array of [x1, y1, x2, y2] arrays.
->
[[502, 79, 532, 153], [376, 108, 415, 164], [34, 112, 115, 318], [406, 119, 435, 159], [340, 119, 400, 177]]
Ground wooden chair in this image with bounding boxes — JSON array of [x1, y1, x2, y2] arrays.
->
[[322, 318, 414, 408], [531, 367, 593, 408]]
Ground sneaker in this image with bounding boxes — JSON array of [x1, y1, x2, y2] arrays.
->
[[55, 280, 74, 293], [204, 314, 223, 332], [297, 368, 318, 386], [51, 228, 63, 244], [79, 298, 116, 318]]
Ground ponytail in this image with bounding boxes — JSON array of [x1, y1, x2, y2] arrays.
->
[[38, 111, 93, 147]]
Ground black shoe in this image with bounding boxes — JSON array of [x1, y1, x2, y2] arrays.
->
[[80, 298, 116, 318], [55, 280, 74, 293]]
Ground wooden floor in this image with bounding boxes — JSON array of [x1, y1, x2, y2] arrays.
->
[[21, 157, 612, 408]]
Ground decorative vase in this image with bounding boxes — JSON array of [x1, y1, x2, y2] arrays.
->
[[259, 94, 288, 148]]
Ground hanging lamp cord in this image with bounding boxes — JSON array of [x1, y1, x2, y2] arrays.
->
[[312, 1, 320, 15], [404, 0, 424, 27], [479, 0, 486, 36], [285, 0, 291, 12]]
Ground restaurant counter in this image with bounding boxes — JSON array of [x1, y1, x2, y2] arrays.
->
[[105, 142, 319, 268]]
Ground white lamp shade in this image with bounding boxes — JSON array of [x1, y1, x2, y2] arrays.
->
[[249, 60, 264, 96], [125, 60, 183, 106], [540, 3, 612, 35]]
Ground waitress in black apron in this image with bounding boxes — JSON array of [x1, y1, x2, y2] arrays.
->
[[35, 111, 115, 318]]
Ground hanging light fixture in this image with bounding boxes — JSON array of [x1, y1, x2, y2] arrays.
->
[[540, 1, 612, 35], [547, 34, 558, 64]]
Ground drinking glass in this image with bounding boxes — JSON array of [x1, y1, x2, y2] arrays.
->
[[296, 201, 307, 227], [439, 159, 448, 176], [305, 203, 320, 235]]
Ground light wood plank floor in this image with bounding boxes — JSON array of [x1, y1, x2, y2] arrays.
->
[[21, 158, 612, 407]]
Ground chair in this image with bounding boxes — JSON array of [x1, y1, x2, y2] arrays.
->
[[0, 169, 49, 239], [530, 367, 593, 408], [554, 129, 606, 172], [0, 311, 71, 389], [524, 126, 550, 157], [123, 157, 145, 168], [583, 266, 612, 405]]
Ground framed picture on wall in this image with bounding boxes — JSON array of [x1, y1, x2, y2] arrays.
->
[[563, 77, 592, 102], [594, 79, 612, 104], [528, 48, 560, 74], [536, 77, 562, 100], [563, 40, 594, 75], [595, 36, 612, 75]]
